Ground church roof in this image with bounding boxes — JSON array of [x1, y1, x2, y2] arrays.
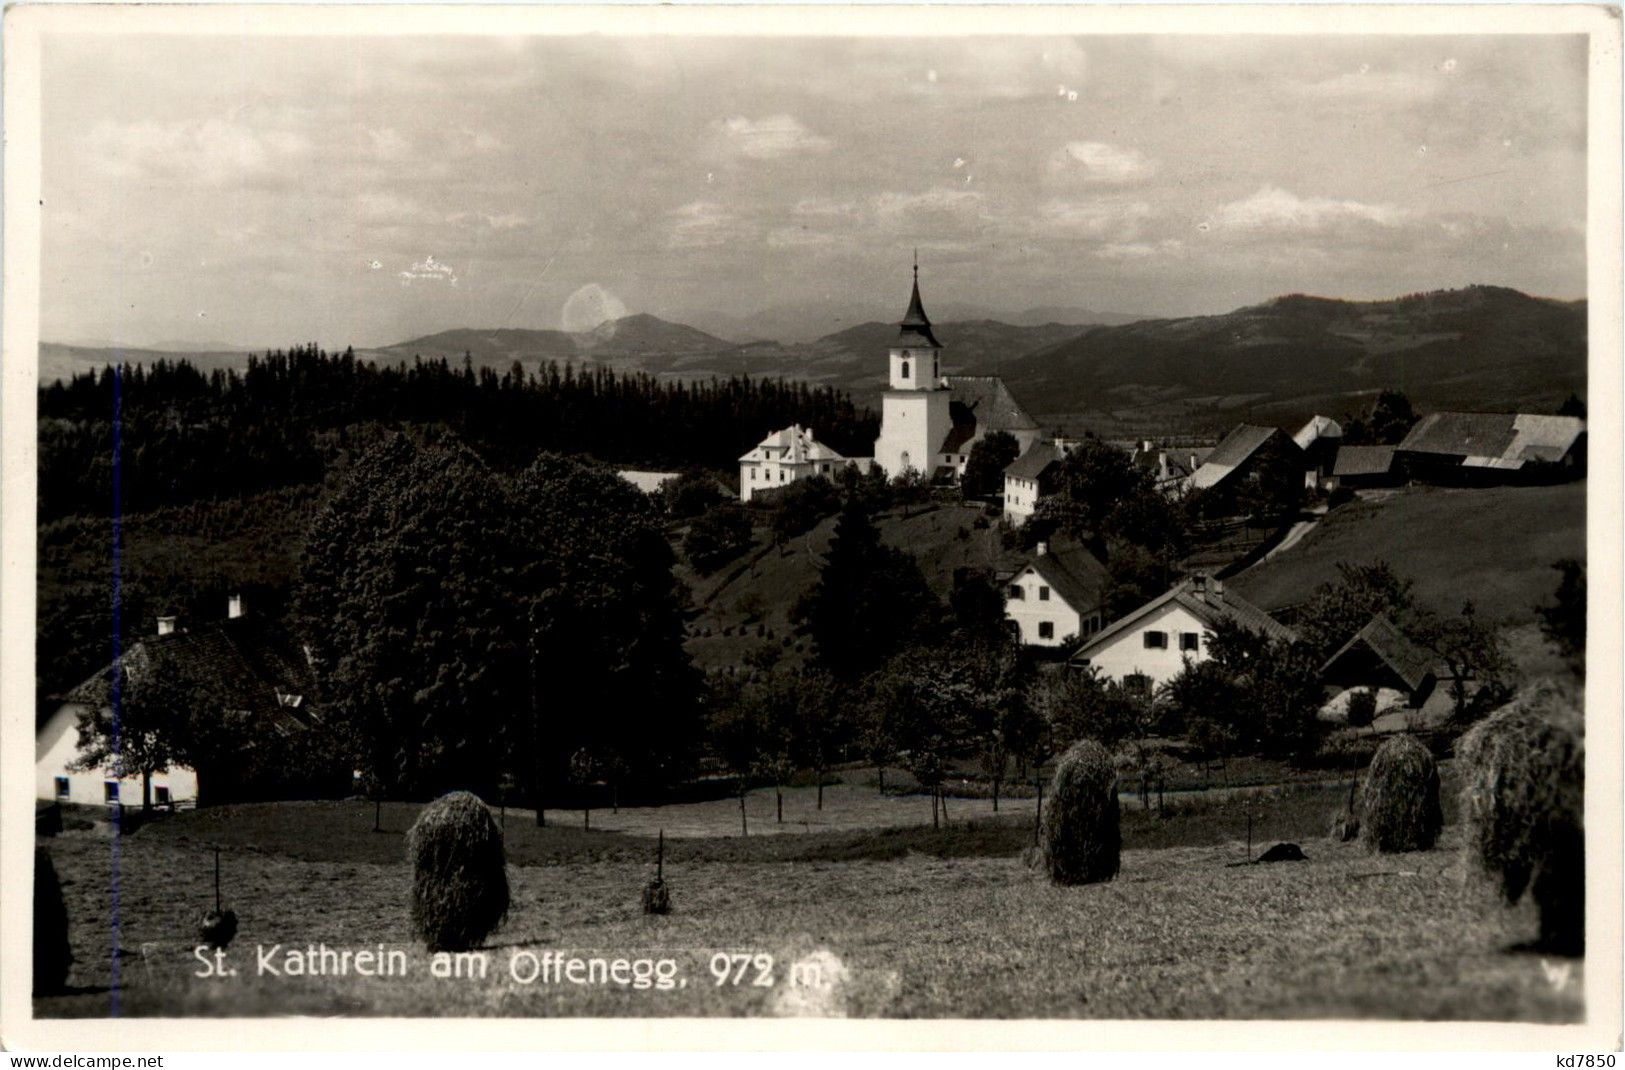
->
[[945, 376, 1040, 434], [898, 270, 941, 349]]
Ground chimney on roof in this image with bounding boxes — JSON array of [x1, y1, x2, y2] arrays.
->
[[1036, 541, 1048, 557], [1212, 578, 1224, 598], [156, 616, 177, 637], [228, 593, 245, 620]]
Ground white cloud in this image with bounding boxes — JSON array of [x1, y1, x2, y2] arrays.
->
[[1209, 186, 1406, 234], [871, 189, 985, 229], [1095, 239, 1186, 260], [716, 115, 833, 160], [792, 197, 859, 219], [666, 201, 757, 249], [1051, 141, 1156, 184], [1039, 199, 1153, 238], [447, 210, 531, 231], [88, 118, 312, 186], [357, 192, 421, 224], [1295, 68, 1443, 104], [766, 227, 839, 249], [364, 127, 412, 161]]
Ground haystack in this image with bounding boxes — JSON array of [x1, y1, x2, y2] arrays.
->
[[1044, 739, 1121, 885], [1359, 733, 1442, 853], [406, 791, 509, 952], [1458, 680, 1585, 954], [34, 848, 72, 995]]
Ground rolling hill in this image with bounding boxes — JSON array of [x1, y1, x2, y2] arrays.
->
[[1004, 286, 1586, 434], [38, 287, 1586, 432]]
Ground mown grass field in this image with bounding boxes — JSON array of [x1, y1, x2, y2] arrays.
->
[[37, 779, 1581, 1021], [1228, 481, 1586, 625]]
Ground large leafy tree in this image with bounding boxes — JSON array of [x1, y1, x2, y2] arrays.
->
[[961, 430, 1020, 499], [516, 451, 703, 792], [1029, 437, 1188, 565], [297, 432, 529, 797], [299, 435, 701, 800], [1297, 560, 1417, 660], [793, 500, 941, 679]]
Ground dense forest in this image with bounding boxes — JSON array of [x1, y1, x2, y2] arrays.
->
[[38, 345, 879, 523], [36, 346, 877, 702]]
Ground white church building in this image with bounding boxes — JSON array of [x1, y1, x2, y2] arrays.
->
[[738, 261, 1040, 501]]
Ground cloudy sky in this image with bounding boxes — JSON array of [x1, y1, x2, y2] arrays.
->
[[41, 31, 1587, 347]]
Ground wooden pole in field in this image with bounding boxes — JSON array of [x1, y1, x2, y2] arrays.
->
[[373, 797, 381, 833], [657, 829, 664, 882], [1246, 813, 1252, 861], [1034, 776, 1044, 846], [214, 847, 221, 913]]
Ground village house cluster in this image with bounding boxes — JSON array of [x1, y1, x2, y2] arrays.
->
[[37, 264, 1587, 812]]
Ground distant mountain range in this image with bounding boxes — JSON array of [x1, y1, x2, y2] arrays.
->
[[40, 286, 1585, 432], [999, 285, 1586, 433]]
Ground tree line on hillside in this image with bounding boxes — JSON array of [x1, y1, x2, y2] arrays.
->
[[37, 346, 878, 523]]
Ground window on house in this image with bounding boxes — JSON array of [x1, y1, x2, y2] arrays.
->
[[155, 785, 171, 805], [1008, 585, 1024, 600], [901, 360, 910, 380], [1038, 586, 1051, 601], [1124, 673, 1152, 696], [1144, 630, 1168, 649], [1180, 632, 1200, 651], [103, 781, 120, 804], [1038, 622, 1054, 639], [54, 776, 70, 800]]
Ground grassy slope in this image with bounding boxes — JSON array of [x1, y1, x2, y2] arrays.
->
[[680, 503, 1027, 672], [1227, 481, 1586, 625], [39, 803, 1577, 1020]]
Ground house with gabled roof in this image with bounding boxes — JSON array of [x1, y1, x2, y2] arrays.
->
[[1186, 423, 1302, 494], [1004, 540, 1108, 647], [1002, 441, 1068, 526], [35, 595, 321, 808], [1068, 574, 1296, 697], [1319, 614, 1437, 708], [1293, 415, 1344, 490], [738, 423, 849, 502], [1328, 444, 1399, 490], [1396, 411, 1586, 483]]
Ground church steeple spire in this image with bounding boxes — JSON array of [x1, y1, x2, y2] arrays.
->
[[898, 253, 940, 349]]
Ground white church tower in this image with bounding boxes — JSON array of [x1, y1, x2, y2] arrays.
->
[[874, 258, 953, 480]]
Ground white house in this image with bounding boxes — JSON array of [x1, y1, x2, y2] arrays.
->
[[1002, 442, 1067, 526], [738, 424, 848, 503], [36, 595, 315, 809], [1068, 574, 1295, 697], [1004, 541, 1107, 647]]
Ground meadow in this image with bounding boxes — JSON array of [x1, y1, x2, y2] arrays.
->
[[37, 778, 1581, 1021], [1228, 481, 1586, 624]]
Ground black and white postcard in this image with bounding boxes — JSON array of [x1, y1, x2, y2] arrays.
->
[[2, 2, 1620, 1052]]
